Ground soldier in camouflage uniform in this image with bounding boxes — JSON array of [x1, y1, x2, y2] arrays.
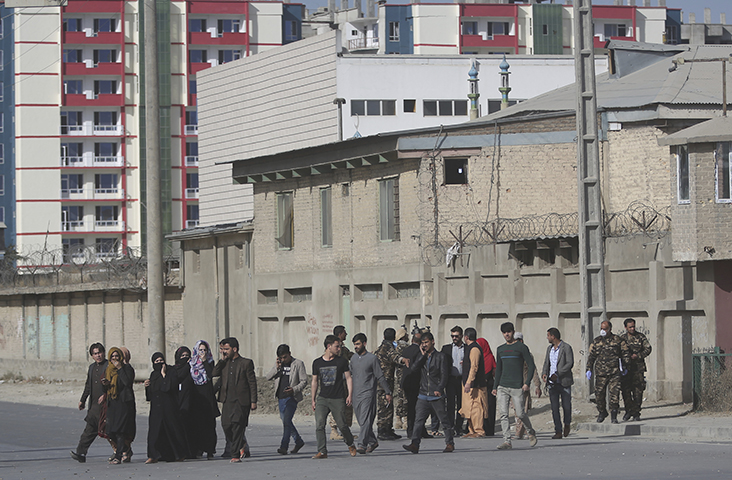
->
[[586, 320, 630, 424], [620, 318, 652, 421], [329, 325, 354, 440], [375, 328, 408, 440], [393, 328, 410, 429]]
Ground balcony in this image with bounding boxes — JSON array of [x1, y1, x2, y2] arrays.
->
[[61, 155, 125, 167], [189, 62, 212, 75], [63, 31, 124, 45], [186, 219, 200, 229], [61, 124, 123, 136], [185, 188, 199, 199], [189, 31, 248, 46], [95, 219, 122, 230], [64, 93, 124, 107], [461, 34, 516, 49], [62, 220, 85, 231], [593, 35, 633, 49], [94, 187, 120, 199], [185, 156, 199, 167], [63, 61, 123, 76], [185, 125, 199, 136], [61, 188, 84, 199], [348, 37, 379, 52]]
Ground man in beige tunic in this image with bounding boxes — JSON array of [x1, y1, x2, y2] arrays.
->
[[459, 327, 489, 437]]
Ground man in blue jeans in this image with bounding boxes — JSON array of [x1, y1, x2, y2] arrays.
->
[[541, 328, 574, 439], [266, 344, 307, 455]]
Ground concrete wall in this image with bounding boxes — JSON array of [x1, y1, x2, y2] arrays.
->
[[0, 287, 184, 380]]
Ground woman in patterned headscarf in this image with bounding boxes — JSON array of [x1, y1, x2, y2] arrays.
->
[[188, 340, 220, 458], [103, 347, 136, 464]]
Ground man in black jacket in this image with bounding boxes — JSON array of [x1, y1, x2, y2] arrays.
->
[[71, 343, 112, 463], [402, 332, 455, 454], [440, 325, 465, 436], [401, 330, 423, 438]]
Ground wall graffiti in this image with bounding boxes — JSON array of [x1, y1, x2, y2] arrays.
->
[[306, 314, 319, 347]]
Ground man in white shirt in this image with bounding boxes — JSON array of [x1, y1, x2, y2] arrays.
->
[[541, 327, 574, 439]]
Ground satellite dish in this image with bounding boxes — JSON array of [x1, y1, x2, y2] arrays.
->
[[352, 113, 361, 138]]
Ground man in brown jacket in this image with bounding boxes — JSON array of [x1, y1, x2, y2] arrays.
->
[[213, 337, 258, 463]]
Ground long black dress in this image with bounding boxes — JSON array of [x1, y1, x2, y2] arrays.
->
[[173, 358, 195, 459], [146, 364, 188, 462], [189, 361, 219, 456], [106, 364, 136, 460]]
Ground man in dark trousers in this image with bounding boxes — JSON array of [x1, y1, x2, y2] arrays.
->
[[441, 325, 465, 436], [401, 329, 423, 438], [402, 331, 455, 454], [71, 343, 111, 463], [541, 327, 574, 439], [212, 337, 258, 463]]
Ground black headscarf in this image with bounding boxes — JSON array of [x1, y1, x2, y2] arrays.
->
[[175, 346, 191, 366], [151, 352, 165, 374]]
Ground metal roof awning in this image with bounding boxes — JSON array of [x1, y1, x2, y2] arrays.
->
[[658, 116, 732, 146]]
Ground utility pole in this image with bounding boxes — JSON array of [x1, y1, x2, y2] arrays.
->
[[574, 0, 607, 399], [145, 0, 166, 357]]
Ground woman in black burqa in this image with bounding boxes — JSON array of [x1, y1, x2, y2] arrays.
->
[[144, 352, 187, 463], [173, 346, 196, 458], [103, 347, 136, 465]]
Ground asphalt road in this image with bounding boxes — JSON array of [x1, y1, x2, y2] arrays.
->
[[0, 401, 730, 480]]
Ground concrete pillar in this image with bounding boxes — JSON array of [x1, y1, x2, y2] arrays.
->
[[367, 0, 375, 18], [643, 0, 650, 6], [658, 0, 666, 6], [627, 0, 636, 6], [704, 8, 711, 24], [329, 0, 336, 20], [614, 0, 622, 5], [690, 12, 696, 24], [722, 13, 727, 24], [341, 0, 348, 11], [355, 0, 361, 16]]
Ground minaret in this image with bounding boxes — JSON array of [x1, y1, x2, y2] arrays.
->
[[499, 54, 512, 110], [468, 60, 480, 120]]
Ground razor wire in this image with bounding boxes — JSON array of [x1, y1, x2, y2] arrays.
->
[[0, 242, 179, 290]]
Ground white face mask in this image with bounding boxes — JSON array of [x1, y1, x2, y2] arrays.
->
[[600, 329, 607, 337]]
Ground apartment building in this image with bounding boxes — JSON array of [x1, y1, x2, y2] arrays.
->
[[8, 0, 302, 258]]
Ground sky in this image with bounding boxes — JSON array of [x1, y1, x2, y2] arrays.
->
[[300, 0, 731, 25]]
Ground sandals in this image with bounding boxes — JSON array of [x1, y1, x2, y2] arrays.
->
[[121, 450, 132, 463], [109, 458, 121, 465], [429, 430, 445, 437]]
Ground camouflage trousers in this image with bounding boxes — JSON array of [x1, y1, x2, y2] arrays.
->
[[393, 377, 407, 418], [621, 370, 646, 416], [595, 374, 621, 414], [377, 388, 394, 431]]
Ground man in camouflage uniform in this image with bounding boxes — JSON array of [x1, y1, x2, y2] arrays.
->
[[329, 325, 355, 440], [620, 318, 652, 421], [376, 328, 408, 440], [586, 320, 630, 424], [393, 327, 410, 429]]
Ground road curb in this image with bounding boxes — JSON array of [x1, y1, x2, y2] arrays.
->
[[576, 422, 732, 440]]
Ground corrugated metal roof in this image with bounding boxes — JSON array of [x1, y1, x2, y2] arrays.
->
[[474, 45, 732, 123], [658, 116, 732, 146]]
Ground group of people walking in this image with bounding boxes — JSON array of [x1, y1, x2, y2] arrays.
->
[[70, 317, 651, 464]]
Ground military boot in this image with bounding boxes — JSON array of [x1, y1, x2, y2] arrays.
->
[[610, 410, 619, 424], [596, 412, 608, 423], [377, 429, 390, 441]]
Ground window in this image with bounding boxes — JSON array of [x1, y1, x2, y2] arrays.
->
[[462, 21, 477, 35], [404, 99, 416, 113], [63, 18, 82, 32], [187, 204, 199, 228], [61, 112, 82, 134], [0, 144, 4, 164], [93, 18, 116, 33], [487, 99, 519, 114], [190, 50, 208, 63], [445, 158, 468, 185], [95, 205, 119, 223], [0, 174, 4, 195], [276, 192, 294, 250], [0, 207, 4, 224], [64, 80, 83, 94], [716, 142, 731, 202], [61, 143, 83, 163], [62, 206, 84, 229], [63, 49, 82, 63], [542, 24, 549, 35], [93, 49, 117, 64], [389, 22, 399, 42], [94, 80, 117, 95], [379, 177, 399, 241], [218, 50, 241, 64], [0, 113, 4, 133], [491, 22, 508, 36], [189, 19, 207, 32], [0, 51, 2, 70], [285, 20, 298, 42], [189, 80, 197, 95], [186, 110, 197, 125], [350, 100, 396, 116], [96, 238, 117, 256], [677, 145, 690, 204], [94, 111, 117, 128], [604, 23, 627, 38], [217, 19, 241, 35], [94, 142, 117, 162], [95, 173, 118, 193], [423, 100, 468, 117], [62, 238, 84, 262], [321, 187, 332, 247], [665, 25, 678, 45], [186, 142, 198, 166], [186, 172, 199, 194], [61, 174, 84, 194]]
